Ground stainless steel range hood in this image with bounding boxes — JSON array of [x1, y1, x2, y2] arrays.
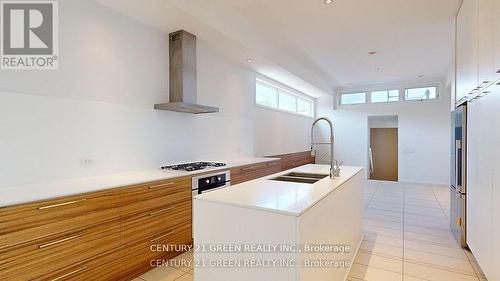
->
[[154, 30, 219, 114]]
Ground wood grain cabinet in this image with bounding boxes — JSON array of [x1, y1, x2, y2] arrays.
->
[[119, 177, 192, 217], [0, 189, 121, 252], [33, 247, 127, 281], [0, 176, 193, 281], [121, 199, 191, 246], [32, 219, 191, 281], [0, 221, 121, 280], [230, 152, 315, 185], [0, 156, 305, 280], [267, 151, 315, 171], [230, 160, 281, 185]]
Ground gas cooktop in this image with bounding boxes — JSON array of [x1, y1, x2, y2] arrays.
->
[[161, 161, 226, 172]]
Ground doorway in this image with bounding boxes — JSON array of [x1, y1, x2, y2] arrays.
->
[[369, 116, 398, 181]]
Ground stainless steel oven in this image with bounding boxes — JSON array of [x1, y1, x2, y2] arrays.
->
[[192, 171, 230, 196]]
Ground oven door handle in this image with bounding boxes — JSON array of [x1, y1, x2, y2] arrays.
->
[[202, 186, 228, 193], [193, 181, 230, 196]]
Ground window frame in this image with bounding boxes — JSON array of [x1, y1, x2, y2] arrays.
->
[[255, 77, 315, 118], [370, 89, 400, 103], [255, 80, 279, 108], [338, 83, 440, 107], [339, 92, 367, 105], [403, 86, 439, 102]]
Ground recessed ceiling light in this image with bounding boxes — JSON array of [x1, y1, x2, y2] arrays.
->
[[369, 51, 377, 55], [324, 0, 333, 4], [246, 59, 252, 63], [418, 75, 424, 78]]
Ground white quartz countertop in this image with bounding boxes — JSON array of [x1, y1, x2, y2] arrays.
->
[[194, 164, 363, 216], [0, 157, 279, 207]]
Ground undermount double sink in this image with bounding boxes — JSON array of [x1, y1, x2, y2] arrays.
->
[[270, 172, 329, 184]]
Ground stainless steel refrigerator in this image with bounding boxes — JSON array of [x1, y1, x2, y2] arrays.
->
[[451, 103, 467, 248]]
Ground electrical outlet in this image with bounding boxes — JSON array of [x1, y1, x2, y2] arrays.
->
[[80, 158, 94, 168]]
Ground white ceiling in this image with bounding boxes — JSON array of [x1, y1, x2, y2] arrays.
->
[[96, 0, 461, 95]]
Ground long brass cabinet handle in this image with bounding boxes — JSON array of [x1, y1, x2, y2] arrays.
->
[[150, 231, 173, 243], [149, 205, 176, 216], [39, 234, 81, 249], [50, 267, 87, 281], [38, 199, 87, 210], [149, 182, 174, 189], [267, 162, 279, 166]]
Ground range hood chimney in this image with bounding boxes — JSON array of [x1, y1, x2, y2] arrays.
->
[[154, 30, 219, 114]]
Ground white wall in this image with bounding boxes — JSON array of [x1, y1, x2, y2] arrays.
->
[[368, 116, 398, 128], [317, 82, 451, 185], [254, 108, 312, 156], [0, 0, 313, 188], [253, 75, 314, 156]]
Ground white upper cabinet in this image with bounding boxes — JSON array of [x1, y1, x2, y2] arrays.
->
[[494, 0, 500, 79], [456, 0, 479, 101], [478, 0, 495, 85]]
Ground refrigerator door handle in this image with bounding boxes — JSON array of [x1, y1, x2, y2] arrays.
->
[[455, 140, 461, 189]]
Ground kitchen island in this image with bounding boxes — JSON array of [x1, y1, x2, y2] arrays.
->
[[193, 164, 364, 281]]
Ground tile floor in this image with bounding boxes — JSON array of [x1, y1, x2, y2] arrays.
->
[[348, 180, 487, 281], [134, 181, 488, 281]]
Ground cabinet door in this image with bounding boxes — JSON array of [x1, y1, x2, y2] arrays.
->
[[467, 86, 496, 279], [493, 0, 500, 79], [466, 99, 481, 253], [478, 0, 495, 85], [456, 0, 479, 101], [491, 82, 500, 281]]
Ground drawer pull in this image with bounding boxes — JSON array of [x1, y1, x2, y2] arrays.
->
[[39, 234, 81, 249], [38, 199, 87, 210], [50, 267, 87, 281], [150, 231, 174, 243], [149, 205, 176, 216], [149, 182, 175, 189], [267, 162, 279, 166]]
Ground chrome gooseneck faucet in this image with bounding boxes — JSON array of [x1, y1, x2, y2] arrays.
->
[[311, 117, 342, 178]]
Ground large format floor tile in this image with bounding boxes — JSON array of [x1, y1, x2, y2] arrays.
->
[[349, 181, 484, 281], [348, 263, 403, 281], [139, 266, 185, 281]]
